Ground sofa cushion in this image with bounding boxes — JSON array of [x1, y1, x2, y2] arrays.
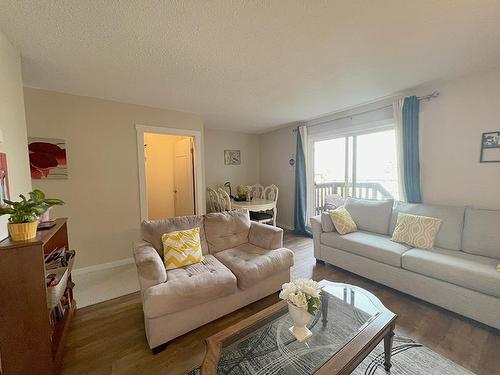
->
[[142, 214, 208, 257], [321, 212, 335, 232], [390, 202, 465, 251], [323, 193, 345, 211], [329, 207, 357, 235], [162, 227, 204, 270], [204, 209, 251, 253], [143, 255, 237, 317], [402, 248, 500, 298], [462, 208, 500, 259], [344, 198, 394, 235], [214, 243, 294, 290], [391, 213, 442, 250], [320, 231, 411, 267]]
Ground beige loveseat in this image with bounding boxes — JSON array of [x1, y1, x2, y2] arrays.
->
[[133, 208, 294, 350], [311, 198, 500, 329]]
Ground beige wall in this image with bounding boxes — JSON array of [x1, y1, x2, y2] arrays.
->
[[205, 129, 260, 190], [0, 32, 32, 239], [416, 66, 500, 209], [260, 66, 500, 228], [144, 134, 190, 220], [24, 88, 204, 268], [259, 125, 296, 228], [20, 64, 500, 264]]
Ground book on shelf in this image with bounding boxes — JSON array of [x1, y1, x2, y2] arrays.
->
[[45, 246, 76, 270], [45, 247, 75, 287]]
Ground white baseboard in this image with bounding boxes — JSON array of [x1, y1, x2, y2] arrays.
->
[[277, 222, 294, 231], [72, 257, 135, 276]]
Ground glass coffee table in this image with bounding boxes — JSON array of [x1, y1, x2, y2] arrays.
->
[[201, 280, 397, 375]]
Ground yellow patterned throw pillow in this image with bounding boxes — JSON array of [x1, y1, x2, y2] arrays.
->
[[391, 213, 442, 250], [162, 227, 204, 270], [329, 207, 357, 235]]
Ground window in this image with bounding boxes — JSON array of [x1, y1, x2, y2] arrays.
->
[[313, 129, 398, 214]]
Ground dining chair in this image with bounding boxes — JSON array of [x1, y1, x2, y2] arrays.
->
[[217, 184, 232, 197], [250, 184, 264, 199], [217, 188, 232, 211], [206, 187, 221, 213], [250, 184, 279, 226], [263, 184, 279, 203]]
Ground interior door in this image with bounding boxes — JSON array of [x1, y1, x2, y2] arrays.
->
[[174, 138, 195, 216]]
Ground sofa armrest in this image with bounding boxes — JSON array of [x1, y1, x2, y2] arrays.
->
[[249, 222, 283, 250], [310, 215, 323, 260], [133, 240, 167, 292]]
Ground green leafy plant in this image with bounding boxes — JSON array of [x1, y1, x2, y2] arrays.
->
[[0, 189, 64, 224], [306, 293, 323, 315]]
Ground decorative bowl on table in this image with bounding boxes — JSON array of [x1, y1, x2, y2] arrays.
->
[[236, 185, 252, 201]]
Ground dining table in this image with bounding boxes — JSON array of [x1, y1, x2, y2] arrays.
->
[[231, 197, 275, 212]]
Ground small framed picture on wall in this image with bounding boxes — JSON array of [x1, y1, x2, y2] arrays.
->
[[480, 131, 500, 163], [224, 150, 241, 165]]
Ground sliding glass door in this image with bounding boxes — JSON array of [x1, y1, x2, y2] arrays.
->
[[312, 128, 398, 214]]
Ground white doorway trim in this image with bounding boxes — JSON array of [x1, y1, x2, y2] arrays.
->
[[135, 124, 204, 221]]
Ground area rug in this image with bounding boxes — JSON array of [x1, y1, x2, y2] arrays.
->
[[186, 331, 474, 374]]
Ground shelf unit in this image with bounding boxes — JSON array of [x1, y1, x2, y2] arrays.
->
[[0, 218, 76, 375]]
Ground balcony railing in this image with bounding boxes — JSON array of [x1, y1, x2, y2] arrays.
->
[[314, 181, 393, 215]]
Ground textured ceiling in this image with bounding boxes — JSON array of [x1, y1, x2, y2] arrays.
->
[[2, 1, 500, 133]]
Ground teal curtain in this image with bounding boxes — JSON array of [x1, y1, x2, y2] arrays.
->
[[402, 96, 422, 203], [293, 127, 312, 237]]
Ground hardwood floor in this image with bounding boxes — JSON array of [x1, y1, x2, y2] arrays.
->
[[62, 233, 500, 375]]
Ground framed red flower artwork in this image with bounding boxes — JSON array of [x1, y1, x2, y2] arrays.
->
[[28, 137, 68, 179]]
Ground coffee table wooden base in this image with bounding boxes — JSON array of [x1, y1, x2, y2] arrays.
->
[[316, 315, 396, 375], [201, 281, 397, 375]]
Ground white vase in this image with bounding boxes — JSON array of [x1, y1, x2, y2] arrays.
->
[[288, 301, 313, 342], [39, 207, 52, 223]]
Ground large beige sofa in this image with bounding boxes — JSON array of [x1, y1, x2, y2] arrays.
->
[[311, 198, 500, 329], [133, 208, 294, 350]]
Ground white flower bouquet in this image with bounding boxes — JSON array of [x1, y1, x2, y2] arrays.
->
[[279, 279, 322, 315]]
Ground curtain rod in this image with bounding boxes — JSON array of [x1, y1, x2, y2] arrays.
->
[[293, 91, 439, 132]]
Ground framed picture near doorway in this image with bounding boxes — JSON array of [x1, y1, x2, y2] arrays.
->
[[480, 131, 500, 163], [224, 150, 241, 165]]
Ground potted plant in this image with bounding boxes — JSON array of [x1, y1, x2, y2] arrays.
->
[[0, 189, 64, 241], [279, 279, 322, 342]]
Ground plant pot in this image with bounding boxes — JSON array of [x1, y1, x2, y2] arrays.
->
[[8, 222, 38, 241], [288, 301, 313, 342]]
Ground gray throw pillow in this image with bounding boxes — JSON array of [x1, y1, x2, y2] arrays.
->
[[320, 212, 335, 232], [323, 194, 345, 211]]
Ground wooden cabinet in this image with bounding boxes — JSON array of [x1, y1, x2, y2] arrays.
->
[[0, 218, 76, 375]]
